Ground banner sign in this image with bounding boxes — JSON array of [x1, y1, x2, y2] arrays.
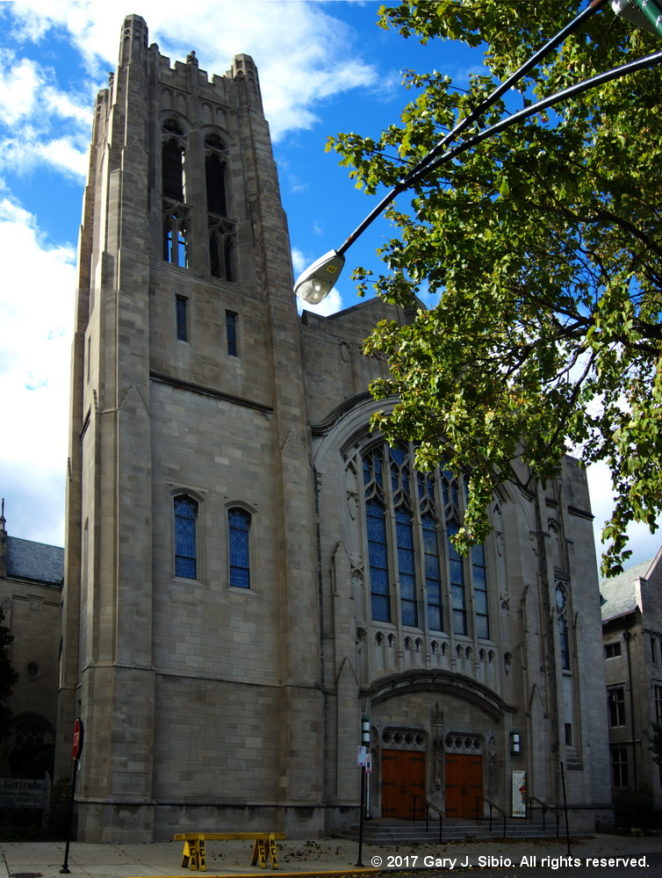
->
[[512, 769, 527, 818]]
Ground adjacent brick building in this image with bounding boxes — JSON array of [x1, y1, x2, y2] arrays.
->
[[56, 15, 612, 842], [0, 502, 62, 779]]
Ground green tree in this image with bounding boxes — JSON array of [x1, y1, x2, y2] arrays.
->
[[0, 608, 18, 740], [329, 0, 661, 575]]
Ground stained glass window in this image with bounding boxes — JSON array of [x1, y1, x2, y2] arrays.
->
[[364, 447, 390, 622], [360, 442, 489, 639], [423, 512, 443, 631], [448, 523, 468, 636], [174, 495, 197, 579], [229, 507, 251, 589], [472, 544, 489, 639], [556, 583, 570, 669]]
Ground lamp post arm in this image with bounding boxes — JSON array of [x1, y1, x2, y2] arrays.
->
[[336, 0, 610, 257], [411, 0, 609, 181], [336, 48, 662, 258], [406, 49, 662, 188]]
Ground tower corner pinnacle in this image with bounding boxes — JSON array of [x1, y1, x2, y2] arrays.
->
[[119, 14, 148, 66]]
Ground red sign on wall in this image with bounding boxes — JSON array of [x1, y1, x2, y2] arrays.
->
[[72, 718, 84, 761]]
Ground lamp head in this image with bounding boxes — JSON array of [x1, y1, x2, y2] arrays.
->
[[294, 250, 345, 304]]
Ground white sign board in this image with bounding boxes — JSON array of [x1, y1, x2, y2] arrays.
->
[[511, 769, 527, 818], [0, 777, 49, 810]]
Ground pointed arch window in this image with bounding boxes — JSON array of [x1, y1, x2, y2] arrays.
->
[[161, 118, 190, 269], [228, 507, 251, 589], [472, 544, 489, 639], [419, 472, 443, 631], [205, 136, 228, 216], [556, 582, 571, 669], [390, 446, 418, 627], [363, 448, 390, 622], [174, 495, 198, 579], [205, 133, 237, 281], [162, 137, 185, 201]]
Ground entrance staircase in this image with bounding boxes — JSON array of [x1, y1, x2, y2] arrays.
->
[[337, 816, 571, 845]]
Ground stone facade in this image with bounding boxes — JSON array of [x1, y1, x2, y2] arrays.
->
[[0, 503, 62, 778], [56, 15, 612, 842], [601, 549, 662, 812]]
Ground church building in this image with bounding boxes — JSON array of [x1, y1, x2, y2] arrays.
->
[[56, 15, 612, 842]]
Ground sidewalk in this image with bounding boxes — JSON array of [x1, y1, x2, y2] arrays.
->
[[1, 834, 662, 878]]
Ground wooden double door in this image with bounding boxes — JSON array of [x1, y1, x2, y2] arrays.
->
[[444, 753, 483, 818], [381, 749, 483, 820], [381, 750, 426, 819]]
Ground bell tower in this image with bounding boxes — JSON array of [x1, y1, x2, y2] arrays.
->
[[58, 15, 322, 842]]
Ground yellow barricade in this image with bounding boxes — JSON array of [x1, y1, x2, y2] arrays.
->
[[173, 832, 285, 871]]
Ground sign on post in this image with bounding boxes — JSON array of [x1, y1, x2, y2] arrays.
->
[[61, 718, 84, 874], [72, 718, 83, 761]]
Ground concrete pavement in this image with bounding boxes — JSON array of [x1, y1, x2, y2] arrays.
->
[[1, 834, 662, 878]]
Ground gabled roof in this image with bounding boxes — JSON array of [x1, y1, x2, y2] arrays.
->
[[600, 559, 653, 623], [5, 536, 64, 586]]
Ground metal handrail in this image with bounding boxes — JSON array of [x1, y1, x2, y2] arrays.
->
[[425, 799, 445, 844], [527, 796, 562, 836], [483, 796, 508, 839]]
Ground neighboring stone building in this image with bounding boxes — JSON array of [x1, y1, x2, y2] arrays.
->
[[601, 549, 662, 810], [0, 502, 63, 778], [56, 15, 612, 842]]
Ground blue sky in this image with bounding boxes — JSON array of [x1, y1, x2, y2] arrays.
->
[[0, 0, 658, 570]]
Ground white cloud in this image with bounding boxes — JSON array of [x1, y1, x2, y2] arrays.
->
[[4, 1, 379, 142], [587, 460, 660, 571], [291, 247, 307, 278], [0, 197, 75, 543], [33, 136, 89, 178], [299, 286, 344, 317], [0, 46, 91, 179], [0, 52, 41, 125]]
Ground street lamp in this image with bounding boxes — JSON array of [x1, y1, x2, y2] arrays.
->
[[292, 249, 345, 305], [612, 0, 662, 36], [294, 0, 662, 304]]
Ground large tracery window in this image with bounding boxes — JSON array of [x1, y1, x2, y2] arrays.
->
[[361, 442, 491, 639]]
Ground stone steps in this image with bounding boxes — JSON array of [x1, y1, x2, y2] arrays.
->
[[337, 818, 568, 845]]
